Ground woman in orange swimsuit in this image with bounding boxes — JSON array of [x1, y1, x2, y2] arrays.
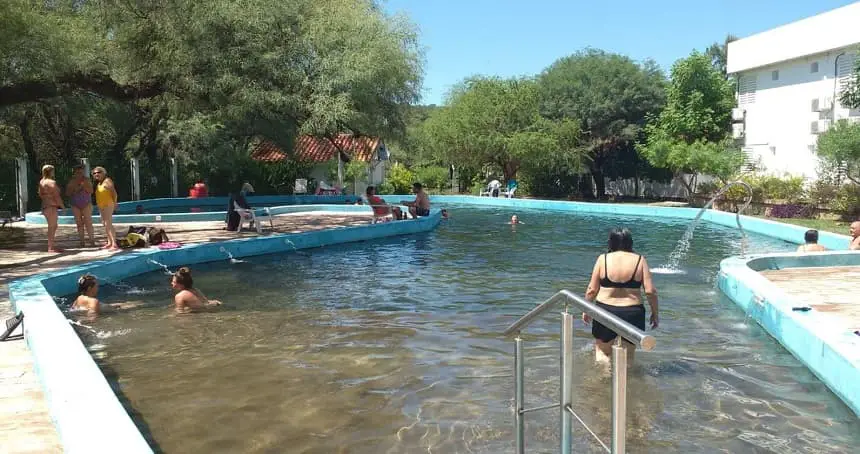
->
[[66, 165, 95, 247], [38, 165, 64, 253]]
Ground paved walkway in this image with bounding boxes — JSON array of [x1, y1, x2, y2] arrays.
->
[[760, 266, 860, 331], [0, 212, 373, 453]]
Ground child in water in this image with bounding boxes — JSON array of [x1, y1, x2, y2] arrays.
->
[[171, 267, 222, 314], [72, 275, 141, 317], [509, 214, 523, 225]]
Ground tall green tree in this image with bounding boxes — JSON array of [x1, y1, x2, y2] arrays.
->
[[639, 51, 742, 196], [538, 49, 667, 197], [705, 34, 738, 77], [419, 77, 582, 182], [840, 58, 860, 109]]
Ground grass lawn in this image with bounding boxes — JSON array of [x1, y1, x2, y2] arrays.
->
[[756, 217, 851, 235]]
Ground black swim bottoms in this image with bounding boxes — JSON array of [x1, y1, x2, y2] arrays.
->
[[591, 302, 646, 343], [415, 208, 430, 217]]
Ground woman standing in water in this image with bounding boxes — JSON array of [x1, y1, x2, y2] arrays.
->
[[171, 267, 222, 313], [38, 165, 65, 253], [583, 228, 658, 364], [92, 166, 119, 250], [66, 165, 95, 248]]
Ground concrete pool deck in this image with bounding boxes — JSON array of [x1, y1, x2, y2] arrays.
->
[[0, 209, 430, 453]]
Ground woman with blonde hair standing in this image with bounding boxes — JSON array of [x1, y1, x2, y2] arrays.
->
[[38, 164, 65, 252], [66, 164, 95, 247], [92, 166, 119, 250]]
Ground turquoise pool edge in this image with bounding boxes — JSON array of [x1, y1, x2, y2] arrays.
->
[[717, 251, 860, 417], [9, 208, 442, 454]]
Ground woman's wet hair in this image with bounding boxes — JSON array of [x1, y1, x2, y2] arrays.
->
[[174, 267, 193, 289], [77, 274, 97, 294], [805, 229, 819, 243], [41, 164, 55, 179], [607, 228, 634, 252]]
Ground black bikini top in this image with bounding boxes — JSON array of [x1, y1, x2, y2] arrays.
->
[[599, 253, 643, 289]]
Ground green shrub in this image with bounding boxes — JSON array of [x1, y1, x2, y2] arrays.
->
[[415, 166, 449, 190], [385, 163, 415, 194]]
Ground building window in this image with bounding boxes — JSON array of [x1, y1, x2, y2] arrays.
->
[[811, 62, 819, 73], [739, 75, 756, 105], [771, 70, 779, 81]]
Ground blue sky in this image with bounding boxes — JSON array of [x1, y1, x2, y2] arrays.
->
[[383, 0, 859, 105]]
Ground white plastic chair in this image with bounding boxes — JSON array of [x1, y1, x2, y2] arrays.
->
[[294, 178, 308, 194], [480, 180, 502, 197], [234, 203, 273, 233], [363, 196, 399, 224]]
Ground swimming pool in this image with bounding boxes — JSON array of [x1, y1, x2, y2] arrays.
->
[[68, 205, 860, 453]]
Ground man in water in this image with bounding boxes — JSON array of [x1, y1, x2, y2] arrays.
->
[[851, 221, 860, 250], [797, 230, 826, 252], [509, 214, 522, 225], [401, 182, 430, 219]]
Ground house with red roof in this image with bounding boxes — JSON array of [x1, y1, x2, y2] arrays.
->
[[251, 134, 390, 194]]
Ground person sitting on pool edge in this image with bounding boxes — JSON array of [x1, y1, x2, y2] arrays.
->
[[72, 275, 141, 317], [171, 267, 222, 314], [583, 228, 658, 365], [365, 186, 403, 220], [797, 229, 826, 252], [401, 182, 431, 218]]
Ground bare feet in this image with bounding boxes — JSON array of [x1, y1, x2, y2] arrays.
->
[[47, 248, 64, 253]]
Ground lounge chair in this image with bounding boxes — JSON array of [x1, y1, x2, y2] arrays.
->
[[315, 180, 341, 196], [480, 180, 502, 197], [0, 313, 23, 342], [234, 203, 273, 233], [294, 178, 308, 195], [0, 210, 12, 228], [500, 180, 518, 198]]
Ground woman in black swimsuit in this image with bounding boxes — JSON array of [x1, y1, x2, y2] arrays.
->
[[584, 228, 658, 364]]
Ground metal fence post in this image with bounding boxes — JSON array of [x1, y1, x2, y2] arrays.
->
[[560, 311, 573, 454], [80, 158, 90, 180], [170, 157, 178, 198], [130, 158, 141, 201], [15, 157, 28, 218], [611, 339, 627, 454], [514, 337, 525, 454]]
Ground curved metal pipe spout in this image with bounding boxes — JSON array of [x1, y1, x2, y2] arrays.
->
[[704, 180, 753, 257]]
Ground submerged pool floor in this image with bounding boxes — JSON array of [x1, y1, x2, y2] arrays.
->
[[69, 206, 860, 453]]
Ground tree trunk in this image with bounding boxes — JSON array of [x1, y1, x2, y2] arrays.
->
[[502, 161, 519, 182], [577, 174, 595, 199], [592, 169, 606, 199], [19, 115, 38, 180], [677, 172, 695, 202], [634, 168, 641, 199]]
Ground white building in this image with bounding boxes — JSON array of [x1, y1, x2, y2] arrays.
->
[[727, 2, 860, 179]]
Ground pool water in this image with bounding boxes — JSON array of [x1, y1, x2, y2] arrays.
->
[[72, 206, 860, 453]]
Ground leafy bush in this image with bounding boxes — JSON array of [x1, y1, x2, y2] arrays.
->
[[385, 163, 415, 194], [767, 204, 815, 219], [415, 166, 449, 190]]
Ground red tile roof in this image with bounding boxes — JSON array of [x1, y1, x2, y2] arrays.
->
[[251, 134, 382, 163]]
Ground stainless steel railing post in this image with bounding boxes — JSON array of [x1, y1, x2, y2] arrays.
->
[[514, 336, 525, 454], [610, 338, 627, 454], [560, 311, 574, 454]]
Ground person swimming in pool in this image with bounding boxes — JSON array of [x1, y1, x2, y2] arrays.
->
[[71, 275, 141, 317], [171, 267, 222, 314], [796, 229, 826, 252], [583, 228, 658, 365], [509, 214, 522, 225]]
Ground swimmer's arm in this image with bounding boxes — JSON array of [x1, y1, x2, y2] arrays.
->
[[83, 178, 94, 195], [851, 237, 860, 250], [584, 257, 602, 301], [50, 182, 65, 208]]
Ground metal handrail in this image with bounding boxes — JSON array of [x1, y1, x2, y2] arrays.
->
[[503, 289, 656, 351], [507, 289, 657, 454]]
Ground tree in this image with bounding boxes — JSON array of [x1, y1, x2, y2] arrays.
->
[[705, 34, 738, 77], [538, 49, 667, 198], [817, 119, 860, 185], [639, 51, 742, 196], [1, 0, 422, 200], [840, 57, 860, 109], [419, 77, 582, 182]]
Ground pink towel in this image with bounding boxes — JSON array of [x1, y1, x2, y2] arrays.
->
[[157, 242, 182, 250]]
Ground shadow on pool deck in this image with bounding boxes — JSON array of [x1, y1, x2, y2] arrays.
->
[[0, 211, 374, 453]]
